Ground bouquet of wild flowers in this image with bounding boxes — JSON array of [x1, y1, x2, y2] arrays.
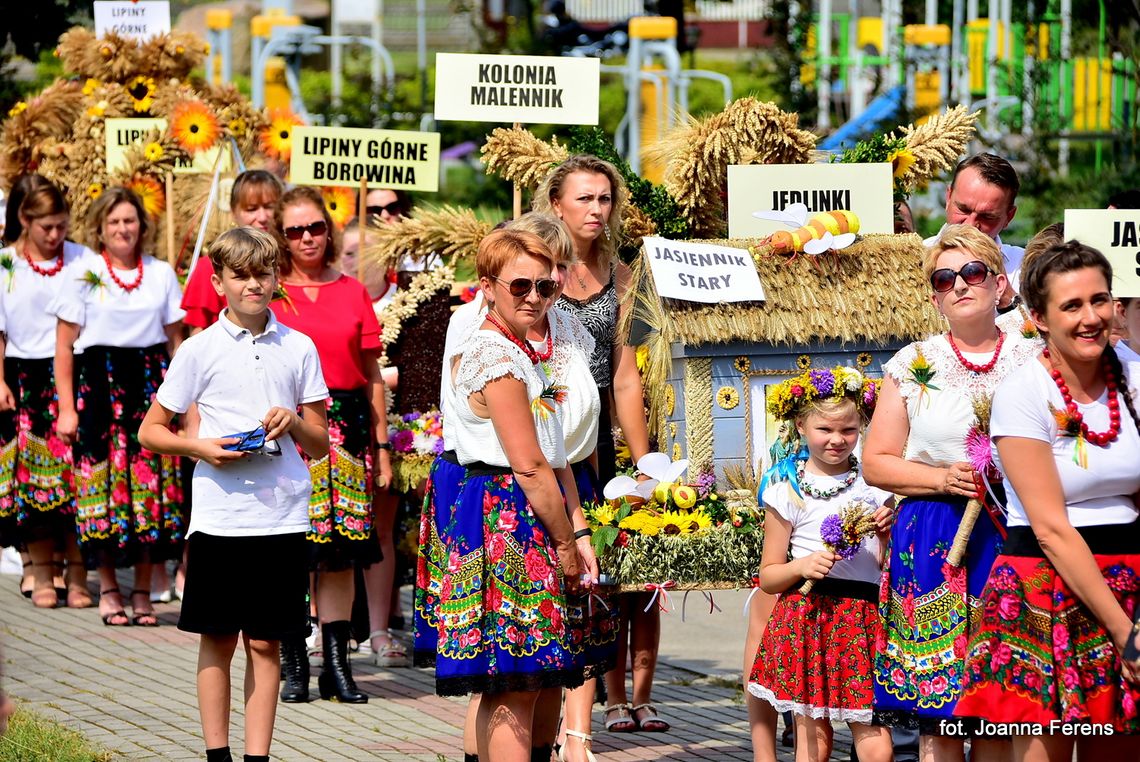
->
[[387, 409, 444, 492], [799, 499, 878, 594]]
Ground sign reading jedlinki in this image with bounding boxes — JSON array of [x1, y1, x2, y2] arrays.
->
[[727, 163, 894, 239], [290, 126, 440, 191], [642, 236, 766, 304], [1064, 209, 1140, 298], [433, 53, 599, 125]]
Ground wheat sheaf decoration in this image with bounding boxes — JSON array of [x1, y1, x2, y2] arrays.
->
[[894, 105, 978, 194], [645, 98, 818, 239], [481, 126, 570, 190], [360, 205, 493, 272]]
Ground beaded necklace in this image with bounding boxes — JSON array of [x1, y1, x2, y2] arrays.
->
[[796, 456, 858, 499], [485, 311, 553, 365], [947, 331, 1005, 373], [101, 250, 143, 292], [1043, 347, 1121, 446], [23, 243, 64, 277]]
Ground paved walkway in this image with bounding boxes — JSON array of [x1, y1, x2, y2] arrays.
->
[[0, 578, 851, 760]]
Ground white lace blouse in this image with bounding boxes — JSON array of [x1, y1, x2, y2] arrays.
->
[[452, 330, 568, 469], [881, 330, 1042, 467]]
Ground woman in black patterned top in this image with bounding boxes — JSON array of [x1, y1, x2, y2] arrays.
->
[[535, 155, 669, 750]]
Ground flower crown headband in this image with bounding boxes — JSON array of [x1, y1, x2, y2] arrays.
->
[[766, 366, 878, 423]]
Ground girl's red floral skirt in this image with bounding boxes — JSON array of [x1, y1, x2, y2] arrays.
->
[[748, 578, 881, 724], [956, 523, 1140, 733]]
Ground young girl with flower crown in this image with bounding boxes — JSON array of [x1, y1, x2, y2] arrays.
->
[[748, 367, 894, 762]]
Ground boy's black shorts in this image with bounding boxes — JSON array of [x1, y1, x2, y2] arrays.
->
[[178, 531, 310, 641]]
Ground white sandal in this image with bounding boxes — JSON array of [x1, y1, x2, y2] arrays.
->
[[604, 702, 636, 732], [369, 629, 408, 667], [557, 729, 597, 762]]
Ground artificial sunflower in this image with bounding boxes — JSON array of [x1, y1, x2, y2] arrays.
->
[[733, 356, 751, 373], [619, 511, 661, 537], [227, 117, 248, 137], [7, 102, 26, 118], [86, 182, 104, 200], [635, 345, 649, 373], [716, 385, 739, 410], [856, 352, 873, 369], [658, 510, 690, 535], [125, 75, 157, 112], [170, 100, 221, 153], [888, 148, 917, 180], [322, 186, 355, 229], [796, 354, 813, 370], [126, 174, 165, 218], [82, 78, 100, 95], [144, 142, 164, 162], [687, 509, 713, 534], [259, 110, 304, 162]]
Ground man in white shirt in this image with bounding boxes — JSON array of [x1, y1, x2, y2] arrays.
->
[[924, 153, 1025, 280]]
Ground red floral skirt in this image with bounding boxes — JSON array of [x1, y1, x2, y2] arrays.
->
[[748, 578, 881, 723], [956, 523, 1140, 733]]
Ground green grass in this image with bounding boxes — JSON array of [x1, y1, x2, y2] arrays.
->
[[0, 704, 113, 762]]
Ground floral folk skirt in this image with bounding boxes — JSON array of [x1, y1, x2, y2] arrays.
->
[[414, 450, 466, 666], [0, 356, 75, 547], [955, 523, 1140, 733], [305, 389, 381, 571], [424, 461, 590, 696], [568, 459, 619, 672], [749, 579, 881, 724], [874, 493, 1006, 731], [73, 344, 183, 569]]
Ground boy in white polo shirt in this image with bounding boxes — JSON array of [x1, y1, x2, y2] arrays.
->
[[139, 227, 329, 762]]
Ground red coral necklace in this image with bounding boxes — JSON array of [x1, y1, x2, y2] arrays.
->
[[485, 311, 553, 365], [947, 331, 1005, 373], [1043, 347, 1121, 446], [101, 250, 143, 292], [23, 243, 64, 277]]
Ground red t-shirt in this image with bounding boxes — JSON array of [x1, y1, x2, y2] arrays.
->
[[180, 256, 226, 330], [271, 274, 382, 391]]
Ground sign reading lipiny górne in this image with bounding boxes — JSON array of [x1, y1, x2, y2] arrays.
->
[[1064, 209, 1140, 298], [94, 1, 171, 40], [105, 118, 230, 175], [433, 53, 599, 125], [290, 127, 440, 191], [727, 163, 894, 239], [642, 236, 765, 304]]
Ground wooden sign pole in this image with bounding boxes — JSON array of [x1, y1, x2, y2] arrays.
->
[[512, 121, 523, 220], [165, 172, 176, 266], [358, 175, 369, 281]]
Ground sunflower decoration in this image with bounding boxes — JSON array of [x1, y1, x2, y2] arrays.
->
[[126, 173, 165, 218], [144, 142, 164, 162], [170, 100, 221, 154], [82, 78, 100, 96], [87, 182, 104, 200], [259, 110, 304, 162], [716, 386, 740, 410], [856, 352, 873, 369], [322, 186, 356, 229], [125, 75, 157, 113], [733, 356, 751, 373], [796, 354, 813, 370], [888, 148, 917, 180]]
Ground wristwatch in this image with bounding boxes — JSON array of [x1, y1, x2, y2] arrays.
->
[[376, 441, 392, 450]]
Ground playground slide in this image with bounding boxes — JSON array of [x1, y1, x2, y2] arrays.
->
[[818, 85, 906, 152]]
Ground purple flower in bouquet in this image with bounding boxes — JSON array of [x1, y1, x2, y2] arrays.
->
[[694, 470, 716, 498], [864, 381, 877, 407], [403, 412, 420, 423], [965, 427, 995, 477], [392, 429, 415, 453], [820, 513, 845, 547], [433, 438, 446, 455], [809, 369, 835, 396]]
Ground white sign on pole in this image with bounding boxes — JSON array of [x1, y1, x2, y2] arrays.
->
[[94, 1, 171, 40], [433, 53, 600, 125], [727, 163, 894, 239], [1064, 209, 1140, 298], [642, 236, 765, 304], [333, 0, 380, 23]]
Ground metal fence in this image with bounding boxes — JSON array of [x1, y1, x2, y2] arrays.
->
[[565, 0, 771, 23]]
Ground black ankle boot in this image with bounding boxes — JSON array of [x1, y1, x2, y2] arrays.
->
[[279, 637, 309, 703], [205, 747, 233, 762], [318, 620, 367, 703], [243, 756, 269, 762]]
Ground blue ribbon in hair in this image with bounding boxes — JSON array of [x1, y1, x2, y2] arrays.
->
[[757, 445, 809, 500]]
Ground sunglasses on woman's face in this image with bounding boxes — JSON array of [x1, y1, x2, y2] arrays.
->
[[283, 220, 328, 241], [495, 276, 558, 299], [930, 260, 994, 293], [367, 202, 403, 218]]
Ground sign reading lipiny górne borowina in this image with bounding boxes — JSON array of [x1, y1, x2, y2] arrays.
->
[[289, 127, 440, 191], [1064, 209, 1140, 298], [433, 53, 599, 125]]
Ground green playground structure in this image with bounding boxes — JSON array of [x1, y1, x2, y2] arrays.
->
[[798, 0, 1134, 172]]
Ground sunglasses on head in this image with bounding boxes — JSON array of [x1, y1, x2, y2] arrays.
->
[[495, 276, 558, 299], [367, 202, 403, 218], [930, 260, 994, 293], [283, 220, 328, 241]]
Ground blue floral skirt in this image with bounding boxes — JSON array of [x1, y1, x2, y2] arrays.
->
[[413, 450, 466, 666], [421, 460, 590, 696], [874, 492, 1006, 731]]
